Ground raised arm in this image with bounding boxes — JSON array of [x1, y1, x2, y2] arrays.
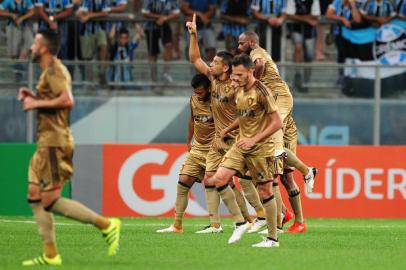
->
[[186, 14, 211, 77]]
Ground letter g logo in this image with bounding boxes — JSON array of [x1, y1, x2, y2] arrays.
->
[[118, 148, 208, 216]]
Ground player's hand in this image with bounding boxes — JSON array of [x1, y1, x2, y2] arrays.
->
[[236, 138, 257, 150], [220, 129, 228, 139], [186, 13, 197, 35], [18, 87, 34, 101], [23, 96, 37, 111]]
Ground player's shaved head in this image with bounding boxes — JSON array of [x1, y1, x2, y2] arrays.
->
[[242, 31, 259, 44]]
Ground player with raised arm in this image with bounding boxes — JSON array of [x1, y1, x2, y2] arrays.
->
[[186, 14, 267, 235]]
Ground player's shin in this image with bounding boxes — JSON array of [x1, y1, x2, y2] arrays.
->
[[29, 199, 58, 258], [174, 181, 192, 229], [204, 185, 221, 227]]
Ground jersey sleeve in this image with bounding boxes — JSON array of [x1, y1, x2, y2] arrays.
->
[[250, 49, 265, 64], [47, 69, 71, 96], [259, 89, 278, 114]]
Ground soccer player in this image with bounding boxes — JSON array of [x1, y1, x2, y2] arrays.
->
[[238, 30, 316, 233], [156, 74, 216, 233], [218, 53, 283, 247], [18, 29, 120, 266], [186, 14, 266, 235]]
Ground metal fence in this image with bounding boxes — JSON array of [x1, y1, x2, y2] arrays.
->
[[0, 59, 405, 146]]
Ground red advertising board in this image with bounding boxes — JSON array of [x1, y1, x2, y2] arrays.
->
[[103, 145, 406, 218]]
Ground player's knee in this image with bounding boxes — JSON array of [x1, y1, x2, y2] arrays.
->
[[179, 175, 195, 187], [257, 181, 273, 199], [282, 172, 297, 189], [42, 194, 61, 212], [203, 172, 215, 186], [213, 173, 228, 187], [27, 184, 41, 201]]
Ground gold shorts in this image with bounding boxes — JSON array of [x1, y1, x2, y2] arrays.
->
[[179, 149, 207, 182], [283, 115, 298, 172], [28, 146, 74, 191], [284, 115, 298, 153], [274, 94, 293, 121], [271, 93, 294, 149], [205, 137, 234, 172], [220, 144, 276, 184]]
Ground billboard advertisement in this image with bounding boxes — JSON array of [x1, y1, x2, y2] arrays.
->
[[102, 144, 406, 218]]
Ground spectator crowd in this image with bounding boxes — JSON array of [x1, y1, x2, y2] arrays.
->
[[0, 0, 405, 86]]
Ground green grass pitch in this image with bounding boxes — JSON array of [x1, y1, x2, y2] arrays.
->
[[1, 217, 405, 270]]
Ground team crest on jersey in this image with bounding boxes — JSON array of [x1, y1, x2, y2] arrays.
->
[[247, 97, 254, 106]]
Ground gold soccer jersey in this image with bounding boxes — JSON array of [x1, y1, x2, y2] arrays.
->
[[220, 80, 279, 182], [205, 78, 239, 172], [250, 47, 294, 154], [190, 95, 215, 152], [210, 78, 239, 149], [250, 47, 292, 99], [235, 80, 278, 155], [29, 59, 74, 188], [180, 95, 215, 181], [36, 58, 74, 147]]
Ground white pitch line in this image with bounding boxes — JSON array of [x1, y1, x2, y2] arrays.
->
[[1, 219, 406, 229]]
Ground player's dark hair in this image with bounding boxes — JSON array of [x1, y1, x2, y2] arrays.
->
[[232, 54, 255, 69], [216, 51, 234, 73], [37, 29, 61, 56], [191, 73, 211, 90]]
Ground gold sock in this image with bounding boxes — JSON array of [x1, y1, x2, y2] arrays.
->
[[262, 196, 278, 240], [232, 185, 252, 223], [50, 198, 100, 226], [44, 242, 58, 258], [174, 182, 190, 228], [273, 183, 283, 228], [204, 186, 221, 227], [288, 189, 304, 223], [239, 178, 265, 219], [217, 185, 244, 223], [284, 148, 309, 176], [30, 202, 58, 257]]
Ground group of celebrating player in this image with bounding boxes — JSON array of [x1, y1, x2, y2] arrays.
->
[[157, 14, 317, 248]]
